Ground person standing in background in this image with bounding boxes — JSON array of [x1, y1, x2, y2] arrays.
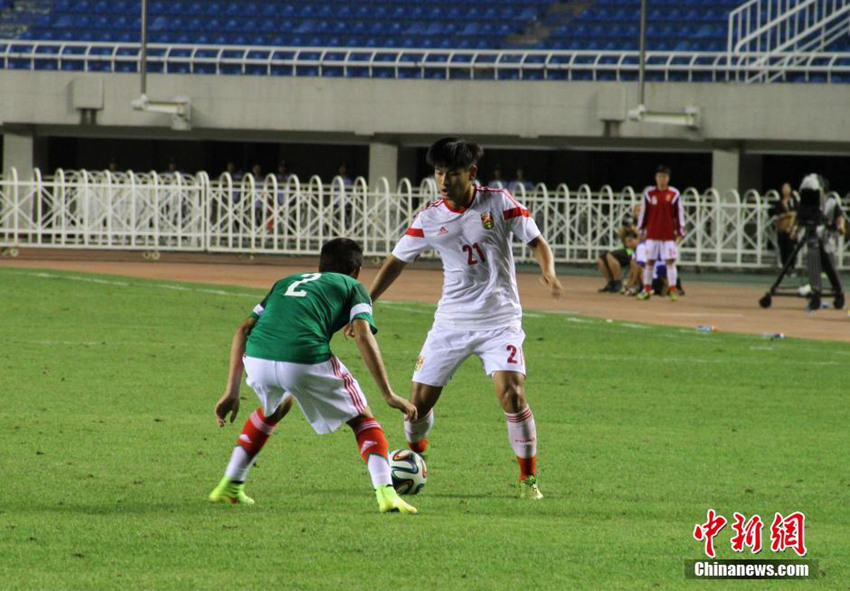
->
[[771, 182, 798, 273]]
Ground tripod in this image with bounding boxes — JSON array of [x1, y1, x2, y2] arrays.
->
[[759, 223, 843, 309]]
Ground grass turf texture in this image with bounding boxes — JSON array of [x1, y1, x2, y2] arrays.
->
[[1, 267, 848, 590]]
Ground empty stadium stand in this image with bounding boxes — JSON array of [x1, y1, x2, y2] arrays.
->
[[0, 0, 848, 82], [2, 0, 746, 51]]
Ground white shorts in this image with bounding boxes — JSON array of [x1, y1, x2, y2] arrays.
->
[[644, 239, 678, 261], [412, 325, 526, 387], [243, 355, 368, 435]]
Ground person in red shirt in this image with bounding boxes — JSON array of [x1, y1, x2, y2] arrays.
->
[[636, 165, 685, 301]]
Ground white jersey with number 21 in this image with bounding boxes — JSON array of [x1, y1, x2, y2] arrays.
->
[[392, 186, 541, 330]]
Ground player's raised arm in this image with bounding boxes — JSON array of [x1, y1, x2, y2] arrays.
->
[[528, 235, 563, 298], [214, 317, 257, 426], [351, 318, 417, 422]]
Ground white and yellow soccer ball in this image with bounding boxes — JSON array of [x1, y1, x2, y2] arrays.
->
[[388, 449, 427, 495]]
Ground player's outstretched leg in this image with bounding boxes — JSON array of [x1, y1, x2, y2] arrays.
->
[[505, 406, 543, 500], [404, 409, 434, 457], [403, 382, 442, 459], [349, 415, 418, 514], [209, 399, 291, 505], [495, 371, 542, 500]]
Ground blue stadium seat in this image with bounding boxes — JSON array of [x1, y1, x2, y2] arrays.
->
[[3, 0, 845, 84]]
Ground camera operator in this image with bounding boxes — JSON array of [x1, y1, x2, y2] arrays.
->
[[770, 182, 798, 272], [794, 174, 845, 311]]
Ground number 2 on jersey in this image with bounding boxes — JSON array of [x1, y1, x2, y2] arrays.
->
[[462, 243, 487, 265], [506, 344, 523, 365], [284, 273, 322, 297]]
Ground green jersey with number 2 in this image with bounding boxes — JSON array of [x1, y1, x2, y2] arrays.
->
[[246, 272, 377, 364]]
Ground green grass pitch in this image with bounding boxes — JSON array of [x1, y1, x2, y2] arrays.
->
[[1, 267, 848, 590]]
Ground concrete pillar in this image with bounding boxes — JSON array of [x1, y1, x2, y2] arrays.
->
[[712, 147, 763, 195], [368, 142, 398, 189], [711, 147, 740, 195], [3, 131, 36, 179]]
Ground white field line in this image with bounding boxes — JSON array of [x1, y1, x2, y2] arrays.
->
[[6, 270, 260, 300], [539, 352, 840, 367], [18, 339, 220, 347]]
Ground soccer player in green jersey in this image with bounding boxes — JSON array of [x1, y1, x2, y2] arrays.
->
[[209, 238, 419, 514]]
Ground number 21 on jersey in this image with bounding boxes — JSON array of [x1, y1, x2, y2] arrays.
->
[[284, 273, 322, 297], [461, 243, 486, 265]]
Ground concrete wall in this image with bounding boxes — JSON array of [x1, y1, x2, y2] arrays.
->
[[2, 70, 850, 189]]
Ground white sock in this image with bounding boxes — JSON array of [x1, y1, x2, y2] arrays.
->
[[367, 455, 393, 488], [404, 409, 434, 444], [666, 263, 678, 290], [504, 406, 537, 459], [643, 264, 653, 289], [224, 446, 253, 482]]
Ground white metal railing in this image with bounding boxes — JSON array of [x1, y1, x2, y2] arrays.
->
[[728, 0, 850, 82], [1, 168, 848, 269], [2, 40, 850, 83]]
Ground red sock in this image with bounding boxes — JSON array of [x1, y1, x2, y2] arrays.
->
[[518, 456, 536, 481], [236, 408, 279, 457], [644, 284, 652, 293], [408, 439, 428, 454], [351, 416, 389, 462]]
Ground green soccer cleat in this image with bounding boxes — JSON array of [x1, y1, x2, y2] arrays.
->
[[668, 291, 679, 302], [375, 485, 418, 514], [520, 475, 544, 500], [208, 476, 255, 505], [636, 291, 651, 301]]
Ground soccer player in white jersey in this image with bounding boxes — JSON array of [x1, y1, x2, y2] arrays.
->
[[365, 137, 563, 499]]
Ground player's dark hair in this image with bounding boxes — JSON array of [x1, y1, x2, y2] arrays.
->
[[319, 238, 363, 275], [656, 164, 672, 175], [426, 137, 484, 170], [623, 230, 638, 240]]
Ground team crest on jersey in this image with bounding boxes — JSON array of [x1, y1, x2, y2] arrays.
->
[[481, 212, 494, 229], [438, 226, 448, 235], [415, 356, 425, 371], [665, 194, 672, 202]]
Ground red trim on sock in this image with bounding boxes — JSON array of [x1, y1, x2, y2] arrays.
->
[[236, 409, 277, 457], [409, 439, 428, 454], [518, 455, 536, 481], [351, 417, 389, 463]]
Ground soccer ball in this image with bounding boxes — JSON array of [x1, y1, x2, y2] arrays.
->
[[388, 449, 427, 495]]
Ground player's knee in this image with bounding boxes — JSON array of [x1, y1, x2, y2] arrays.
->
[[500, 383, 526, 412]]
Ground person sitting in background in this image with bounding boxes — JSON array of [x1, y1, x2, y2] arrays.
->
[[597, 230, 639, 293], [596, 208, 640, 293], [276, 160, 291, 184], [632, 239, 685, 297], [509, 167, 534, 193], [488, 164, 506, 189], [771, 182, 798, 273]]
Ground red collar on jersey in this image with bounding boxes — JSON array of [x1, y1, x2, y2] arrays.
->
[[443, 188, 477, 214]]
